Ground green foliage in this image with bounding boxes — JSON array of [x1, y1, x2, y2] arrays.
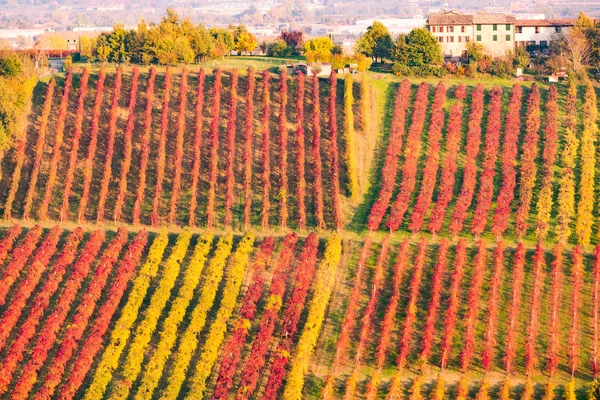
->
[[356, 21, 393, 61], [90, 8, 254, 64], [392, 63, 447, 77], [0, 55, 23, 77], [393, 28, 442, 67], [268, 39, 292, 57], [489, 57, 514, 77], [466, 42, 485, 61], [511, 46, 530, 69], [589, 379, 600, 399]]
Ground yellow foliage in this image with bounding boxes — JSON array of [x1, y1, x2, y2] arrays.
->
[[456, 375, 469, 400], [475, 379, 490, 400], [153, 233, 233, 400], [430, 375, 445, 400], [542, 380, 555, 400], [521, 378, 534, 400], [564, 380, 576, 400], [576, 82, 597, 245], [556, 82, 578, 243], [408, 375, 424, 400], [365, 371, 381, 400], [344, 74, 358, 200], [84, 228, 169, 400], [184, 232, 256, 399], [499, 378, 511, 400], [343, 372, 358, 400], [132, 231, 214, 399], [283, 233, 342, 400], [109, 229, 192, 400]]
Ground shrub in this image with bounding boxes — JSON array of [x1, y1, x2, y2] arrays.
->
[[188, 68, 206, 226], [168, 67, 189, 224], [206, 69, 222, 228]]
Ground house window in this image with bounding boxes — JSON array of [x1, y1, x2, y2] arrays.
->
[[440, 26, 444, 33], [506, 34, 511, 41], [476, 34, 481, 41], [439, 36, 443, 43], [555, 26, 562, 33], [465, 36, 470, 42], [477, 24, 481, 31], [506, 24, 510, 30], [461, 25, 465, 32], [535, 26, 540, 33], [448, 26, 454, 32], [516, 26, 522, 33], [493, 34, 498, 41], [541, 40, 548, 48], [449, 36, 454, 42], [493, 24, 497, 31], [458, 36, 462, 43]]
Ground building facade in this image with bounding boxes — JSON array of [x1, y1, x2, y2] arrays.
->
[[427, 11, 571, 59], [515, 19, 574, 49]]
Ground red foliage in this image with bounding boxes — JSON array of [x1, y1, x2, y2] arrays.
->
[[278, 69, 289, 228], [5, 230, 109, 398], [188, 68, 206, 227], [352, 237, 390, 366], [236, 233, 298, 398], [132, 67, 157, 225], [440, 239, 467, 369], [570, 245, 583, 377], [311, 72, 326, 229], [224, 70, 239, 226], [387, 82, 430, 232], [419, 239, 449, 363], [212, 275, 266, 399], [547, 244, 563, 377], [32, 228, 128, 399], [243, 69, 255, 228], [593, 244, 600, 377], [397, 238, 428, 370], [409, 82, 447, 233], [428, 85, 467, 234], [96, 67, 123, 222], [23, 78, 55, 219], [367, 79, 411, 231], [481, 241, 506, 372], [167, 68, 189, 225], [470, 86, 502, 236], [329, 70, 342, 230], [491, 85, 523, 237], [60, 69, 90, 221], [114, 67, 140, 223], [323, 236, 372, 389], [60, 231, 148, 399], [0, 224, 21, 266], [151, 68, 172, 226], [460, 240, 487, 371], [206, 69, 222, 228], [295, 72, 307, 229], [78, 68, 106, 222], [515, 84, 541, 238], [0, 224, 43, 305], [365, 239, 410, 399], [39, 70, 73, 221], [504, 242, 526, 374], [0, 225, 64, 350], [261, 233, 319, 400], [525, 244, 545, 376], [449, 84, 484, 236], [4, 138, 26, 219], [261, 70, 271, 229]]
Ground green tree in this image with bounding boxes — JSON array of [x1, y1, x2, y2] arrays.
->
[[268, 39, 292, 57], [393, 28, 442, 67], [356, 21, 393, 62], [303, 36, 333, 62], [466, 42, 484, 61]]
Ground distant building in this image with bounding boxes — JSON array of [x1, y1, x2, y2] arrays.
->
[[427, 11, 516, 58], [35, 31, 104, 51]]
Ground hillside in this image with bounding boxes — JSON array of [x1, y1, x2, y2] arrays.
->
[[0, 65, 599, 399]]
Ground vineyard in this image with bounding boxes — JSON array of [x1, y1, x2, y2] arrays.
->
[[1, 65, 600, 398]]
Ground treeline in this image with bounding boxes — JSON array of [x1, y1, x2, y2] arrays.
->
[[86, 8, 259, 65]]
